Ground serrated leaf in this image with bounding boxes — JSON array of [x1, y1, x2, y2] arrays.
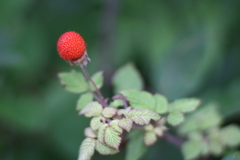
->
[[126, 130, 146, 160], [102, 107, 117, 118], [76, 93, 93, 111], [90, 71, 103, 91], [182, 140, 202, 160], [169, 98, 200, 113], [121, 89, 155, 110], [118, 118, 133, 132], [84, 127, 97, 138], [98, 124, 108, 143], [126, 109, 160, 125], [144, 131, 157, 146], [110, 120, 123, 133], [90, 116, 103, 131], [110, 99, 124, 108], [95, 140, 119, 155], [167, 111, 184, 126], [113, 63, 143, 93], [104, 126, 121, 150], [220, 124, 240, 147], [154, 94, 168, 114], [80, 101, 103, 117], [78, 138, 96, 160], [58, 70, 88, 93]]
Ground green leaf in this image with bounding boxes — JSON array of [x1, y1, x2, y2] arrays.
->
[[102, 107, 117, 118], [167, 111, 184, 126], [220, 124, 240, 147], [209, 140, 223, 156], [182, 140, 202, 160], [90, 116, 103, 131], [76, 93, 93, 111], [58, 70, 88, 93], [84, 127, 97, 138], [154, 127, 164, 137], [144, 131, 157, 146], [208, 128, 223, 155], [188, 132, 203, 141], [110, 120, 123, 133], [118, 118, 133, 132], [200, 140, 209, 155], [95, 140, 119, 155], [169, 98, 201, 113], [121, 90, 155, 110], [79, 101, 103, 117], [98, 124, 108, 143], [78, 138, 96, 160], [90, 71, 104, 91], [113, 63, 143, 93], [110, 99, 124, 108], [222, 151, 240, 160], [104, 126, 121, 150], [154, 94, 168, 114], [178, 104, 222, 134], [126, 130, 146, 160], [126, 108, 160, 125], [144, 124, 154, 131]]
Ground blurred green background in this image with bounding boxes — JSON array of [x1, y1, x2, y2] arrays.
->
[[0, 0, 240, 159]]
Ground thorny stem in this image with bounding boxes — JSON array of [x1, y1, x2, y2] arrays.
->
[[80, 65, 108, 107], [112, 94, 128, 108], [163, 132, 184, 147]]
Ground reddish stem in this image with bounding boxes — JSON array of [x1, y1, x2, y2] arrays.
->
[[80, 65, 108, 107], [163, 132, 184, 147]]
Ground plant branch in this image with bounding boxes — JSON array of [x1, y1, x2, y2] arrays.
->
[[80, 65, 108, 107], [163, 132, 184, 147], [132, 124, 145, 130], [88, 90, 102, 103], [112, 94, 128, 108]]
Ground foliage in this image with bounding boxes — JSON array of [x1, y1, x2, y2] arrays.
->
[[59, 62, 240, 160], [179, 105, 240, 160], [59, 63, 206, 160], [1, 1, 240, 160]]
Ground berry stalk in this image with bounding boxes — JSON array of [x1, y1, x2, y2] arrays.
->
[[80, 65, 108, 107]]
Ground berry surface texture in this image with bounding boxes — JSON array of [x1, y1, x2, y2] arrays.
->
[[57, 31, 86, 61]]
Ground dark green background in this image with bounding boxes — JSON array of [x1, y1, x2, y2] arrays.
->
[[0, 0, 240, 159]]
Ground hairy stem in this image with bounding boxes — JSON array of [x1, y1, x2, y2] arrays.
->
[[80, 65, 108, 107], [163, 132, 184, 147]]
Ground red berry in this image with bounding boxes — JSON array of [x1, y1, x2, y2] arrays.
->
[[57, 31, 86, 61]]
